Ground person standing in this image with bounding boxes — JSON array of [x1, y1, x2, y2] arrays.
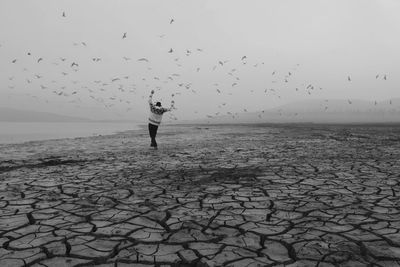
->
[[148, 90, 175, 149]]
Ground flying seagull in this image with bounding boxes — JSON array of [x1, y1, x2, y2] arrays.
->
[[170, 18, 174, 24], [137, 58, 149, 62], [122, 32, 127, 39]]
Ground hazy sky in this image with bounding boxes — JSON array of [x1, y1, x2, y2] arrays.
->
[[1, 0, 399, 121]]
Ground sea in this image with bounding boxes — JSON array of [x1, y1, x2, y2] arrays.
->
[[0, 122, 142, 144]]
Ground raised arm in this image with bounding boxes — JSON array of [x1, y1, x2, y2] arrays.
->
[[163, 100, 175, 112], [148, 90, 154, 104]]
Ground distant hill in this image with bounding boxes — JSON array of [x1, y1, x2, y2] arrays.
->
[[182, 98, 400, 124], [0, 107, 92, 122]]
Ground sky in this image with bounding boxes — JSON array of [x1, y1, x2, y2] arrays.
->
[[0, 0, 399, 121]]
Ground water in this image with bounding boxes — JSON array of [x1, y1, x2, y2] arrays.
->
[[0, 122, 142, 144]]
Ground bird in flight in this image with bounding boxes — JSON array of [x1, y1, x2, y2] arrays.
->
[[71, 62, 79, 67], [384, 74, 387, 80], [122, 32, 127, 39], [37, 58, 43, 63], [62, 12, 66, 17], [347, 76, 351, 81], [241, 56, 247, 60], [138, 58, 149, 62], [12, 59, 17, 63], [168, 48, 173, 53], [170, 18, 174, 24]]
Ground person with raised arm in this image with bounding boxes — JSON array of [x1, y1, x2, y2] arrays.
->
[[147, 90, 175, 149]]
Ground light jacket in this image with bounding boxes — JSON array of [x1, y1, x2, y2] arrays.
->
[[148, 94, 172, 126]]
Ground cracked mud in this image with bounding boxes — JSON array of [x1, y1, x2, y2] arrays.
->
[[0, 124, 400, 266]]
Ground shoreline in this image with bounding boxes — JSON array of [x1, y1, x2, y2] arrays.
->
[[0, 121, 145, 145], [2, 121, 400, 146]]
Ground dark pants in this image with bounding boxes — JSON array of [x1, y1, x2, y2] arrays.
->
[[148, 123, 158, 147]]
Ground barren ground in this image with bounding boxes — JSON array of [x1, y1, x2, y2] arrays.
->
[[1, 124, 400, 267]]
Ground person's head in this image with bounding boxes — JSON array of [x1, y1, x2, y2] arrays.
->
[[156, 102, 162, 107]]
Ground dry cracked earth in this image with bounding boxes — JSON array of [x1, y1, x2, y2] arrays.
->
[[0, 124, 400, 267]]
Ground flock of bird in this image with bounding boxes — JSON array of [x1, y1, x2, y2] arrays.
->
[[1, 11, 393, 121]]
